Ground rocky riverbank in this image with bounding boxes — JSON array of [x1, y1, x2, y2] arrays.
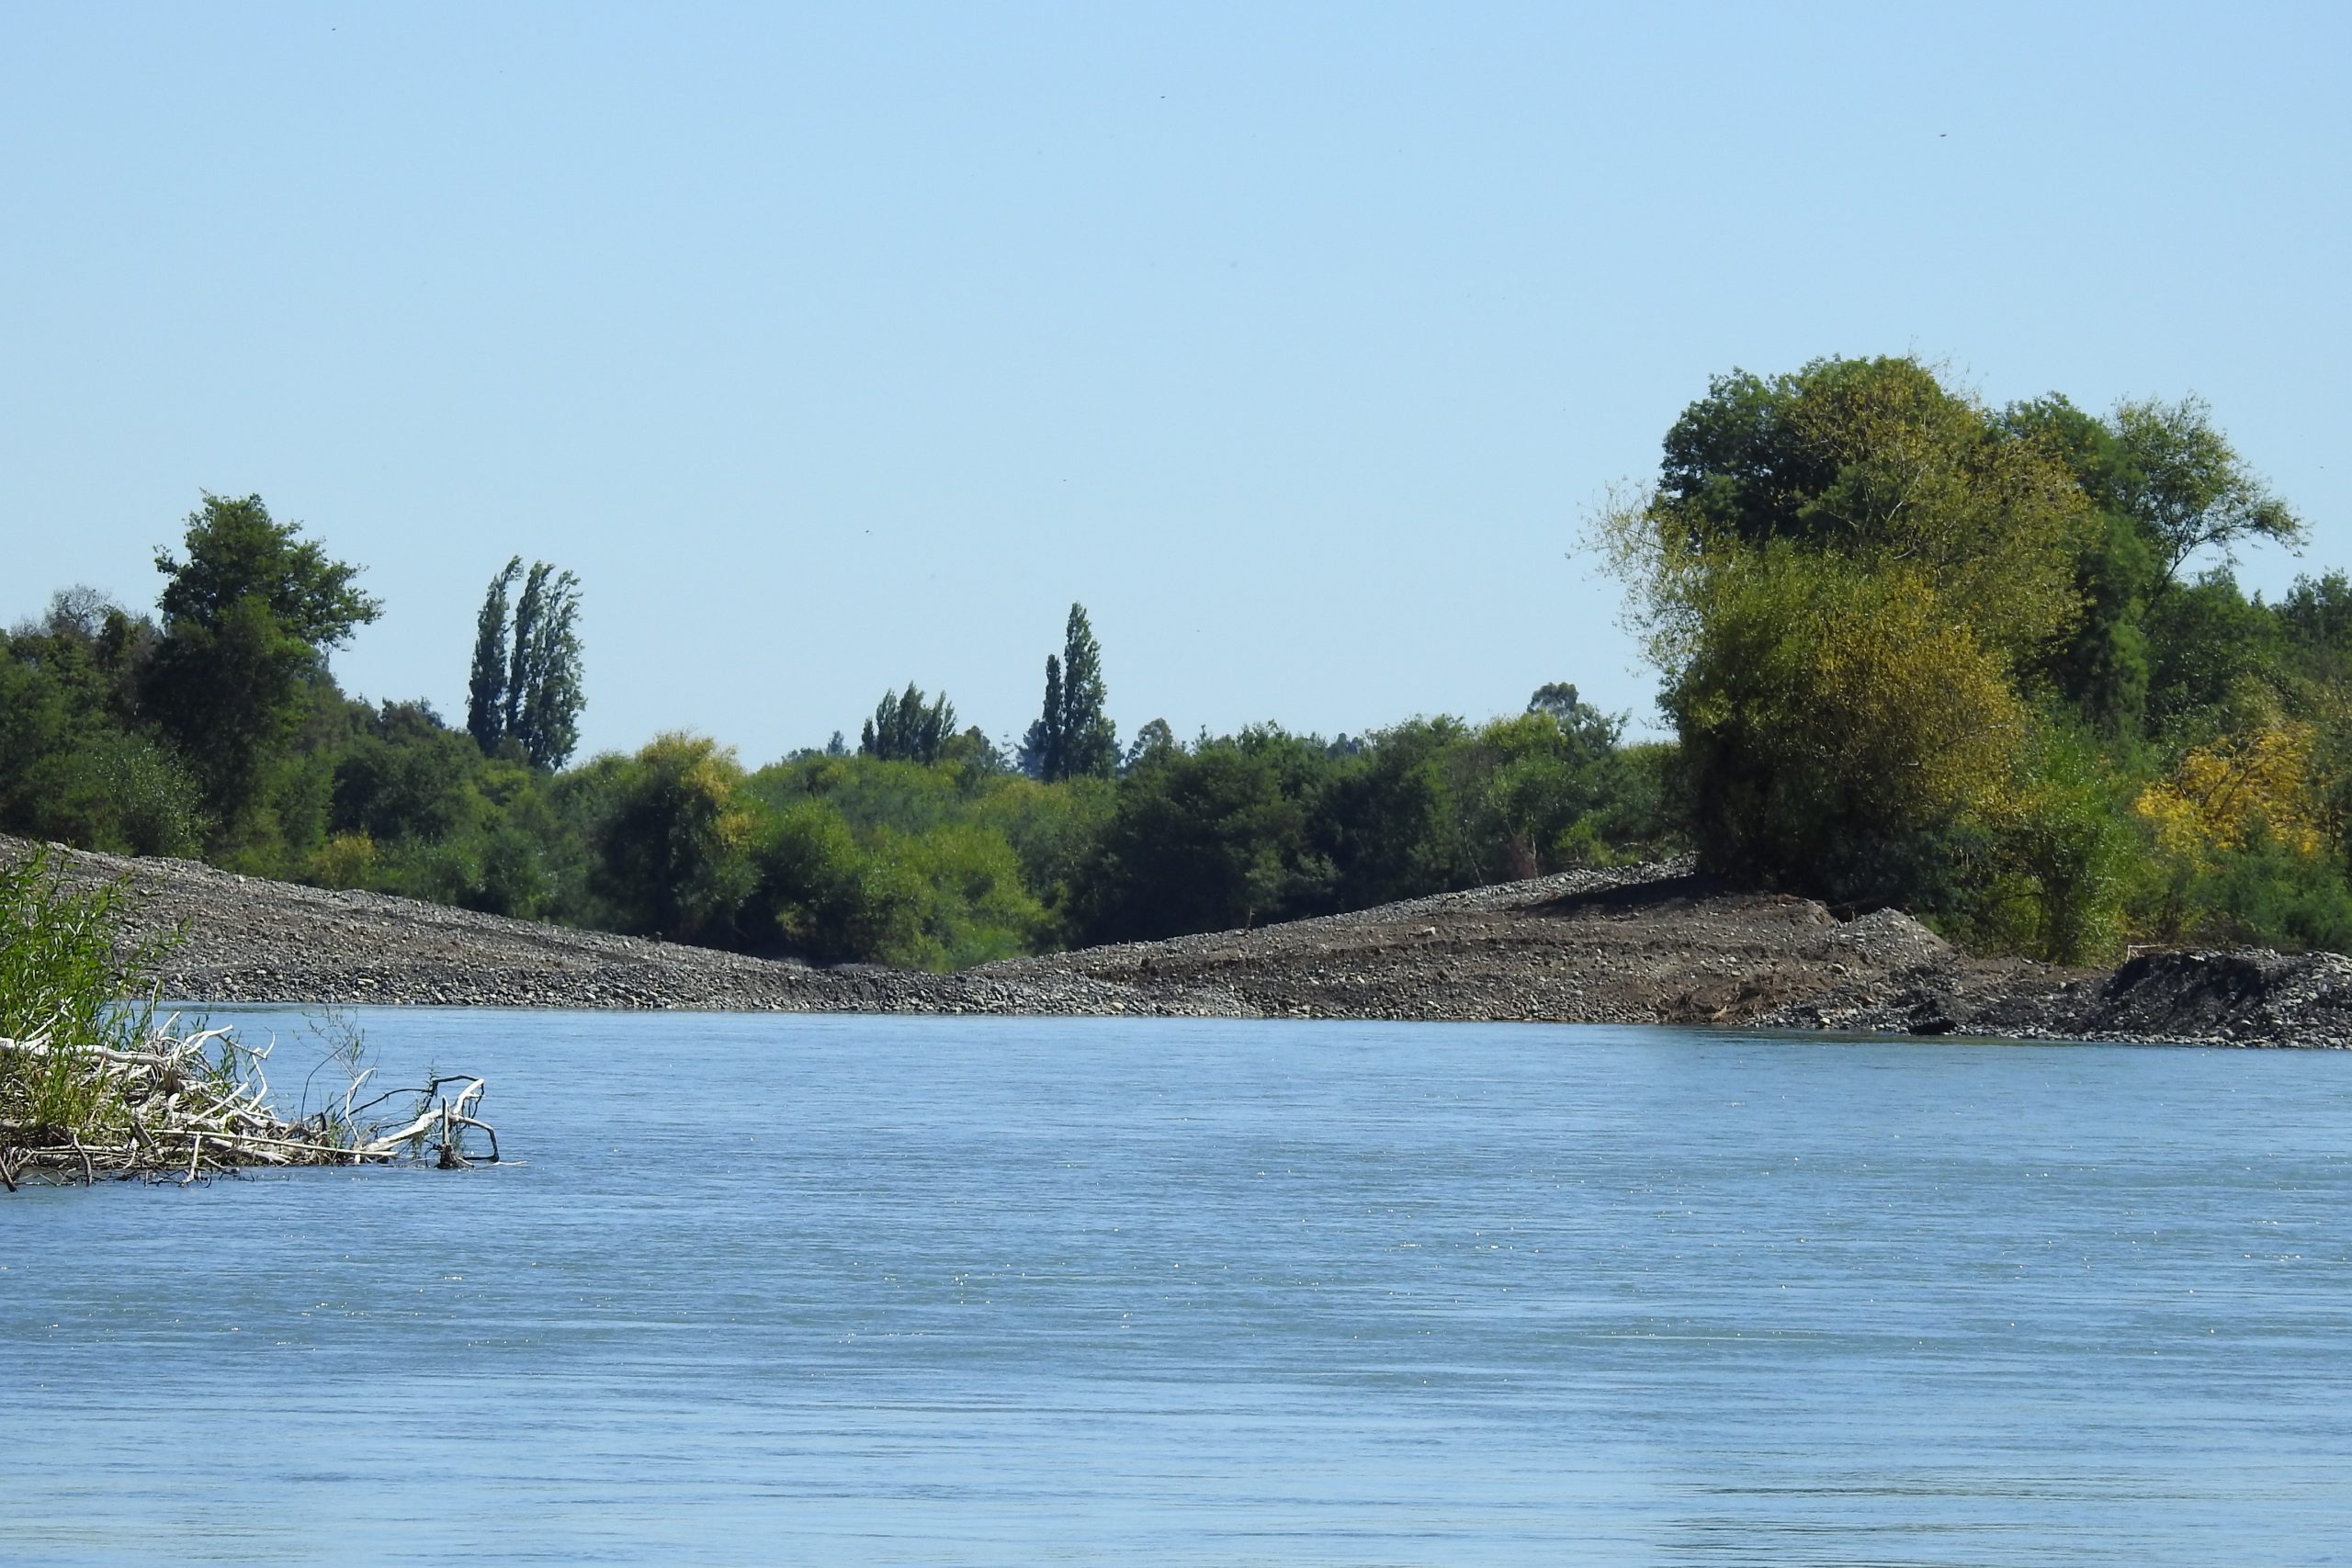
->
[[10, 835, 2351, 1046]]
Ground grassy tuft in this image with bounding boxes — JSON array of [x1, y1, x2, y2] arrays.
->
[[0, 847, 176, 1143]]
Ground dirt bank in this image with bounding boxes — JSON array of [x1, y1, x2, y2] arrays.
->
[[8, 836, 2348, 1045]]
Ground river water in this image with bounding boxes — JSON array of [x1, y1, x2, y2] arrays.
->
[[4, 1010, 2348, 1565]]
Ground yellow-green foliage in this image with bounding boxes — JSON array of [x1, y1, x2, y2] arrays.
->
[[1601, 356, 2121, 954], [1785, 561, 2027, 827], [593, 732, 759, 942], [1770, 357, 2093, 656], [1666, 551, 2029, 880], [2134, 721, 2326, 861], [1955, 726, 2133, 964], [311, 830, 378, 889], [741, 753, 1095, 966], [2117, 710, 2352, 950], [968, 774, 1116, 911], [1616, 356, 2096, 676], [754, 800, 1049, 972]]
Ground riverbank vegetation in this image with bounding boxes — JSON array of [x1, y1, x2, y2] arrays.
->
[[1, 502, 1674, 966], [0, 848, 493, 1182], [4, 355, 2345, 969], [1600, 356, 2345, 961]]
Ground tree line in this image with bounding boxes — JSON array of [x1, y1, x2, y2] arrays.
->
[[0, 504, 1669, 965], [6, 356, 2344, 969]]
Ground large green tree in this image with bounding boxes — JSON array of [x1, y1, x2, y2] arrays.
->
[[1649, 357, 2093, 660], [1604, 357, 2109, 943], [2005, 391, 2302, 738], [0, 596, 200, 856], [2109, 395, 2302, 592], [142, 495, 380, 834], [1078, 736, 1319, 940], [589, 732, 756, 942]]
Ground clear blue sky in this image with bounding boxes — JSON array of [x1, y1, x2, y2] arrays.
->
[[5, 2, 2344, 760]]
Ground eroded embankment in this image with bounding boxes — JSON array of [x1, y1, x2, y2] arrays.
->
[[6, 835, 2348, 1045]]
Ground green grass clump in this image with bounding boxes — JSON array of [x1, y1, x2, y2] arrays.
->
[[0, 847, 173, 1145]]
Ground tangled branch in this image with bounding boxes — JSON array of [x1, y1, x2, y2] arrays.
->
[[0, 1015, 496, 1188]]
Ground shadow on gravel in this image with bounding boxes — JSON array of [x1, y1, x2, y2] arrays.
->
[[1517, 873, 1734, 919]]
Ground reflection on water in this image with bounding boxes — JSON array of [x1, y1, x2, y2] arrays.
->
[[5, 1011, 2348, 1565]]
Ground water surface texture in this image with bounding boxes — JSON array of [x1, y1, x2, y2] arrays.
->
[[6, 1012, 2348, 1565]]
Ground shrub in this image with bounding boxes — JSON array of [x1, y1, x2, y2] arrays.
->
[[311, 831, 379, 890], [17, 732, 207, 857], [592, 733, 758, 942], [1942, 724, 2132, 964]]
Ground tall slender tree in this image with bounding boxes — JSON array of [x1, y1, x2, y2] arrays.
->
[[515, 575, 583, 769], [1019, 655, 1065, 780], [466, 557, 520, 753], [1018, 604, 1119, 781], [1057, 603, 1119, 780], [466, 556, 584, 768], [503, 563, 549, 742]]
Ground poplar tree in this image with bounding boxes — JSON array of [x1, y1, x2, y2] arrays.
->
[[515, 576, 584, 769], [466, 557, 519, 753], [1056, 604, 1119, 780], [466, 556, 585, 768], [503, 563, 549, 741], [1018, 604, 1120, 781], [1019, 655, 1065, 780]]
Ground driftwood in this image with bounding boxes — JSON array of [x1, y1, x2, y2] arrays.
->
[[0, 1016, 496, 1188]]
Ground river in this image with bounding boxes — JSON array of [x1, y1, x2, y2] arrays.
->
[[5, 1010, 2348, 1564]]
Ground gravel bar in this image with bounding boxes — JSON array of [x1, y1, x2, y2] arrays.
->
[[10, 836, 2348, 1046]]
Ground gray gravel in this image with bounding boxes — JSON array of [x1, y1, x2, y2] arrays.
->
[[9, 837, 1208, 1017], [10, 835, 2349, 1046]]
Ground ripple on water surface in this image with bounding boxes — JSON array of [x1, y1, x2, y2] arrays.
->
[[4, 1010, 2348, 1565]]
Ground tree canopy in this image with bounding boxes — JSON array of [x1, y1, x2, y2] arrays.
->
[[153, 493, 380, 649], [142, 495, 382, 833], [861, 682, 958, 764], [1605, 354, 2329, 958]]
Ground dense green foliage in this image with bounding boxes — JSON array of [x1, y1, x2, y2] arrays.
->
[[1020, 604, 1119, 783], [1605, 355, 2338, 961], [146, 495, 384, 845], [1075, 702, 1669, 942], [859, 683, 960, 765], [12, 367, 2344, 977], [466, 557, 584, 769], [3, 531, 1672, 970]]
